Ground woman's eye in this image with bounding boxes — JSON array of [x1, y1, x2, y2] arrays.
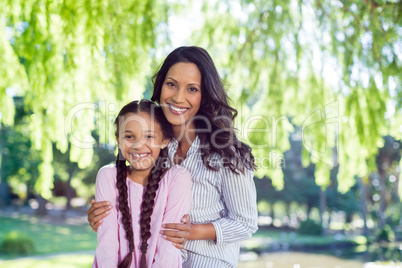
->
[[188, 87, 198, 92], [145, 135, 154, 139], [167, 82, 175, 87]]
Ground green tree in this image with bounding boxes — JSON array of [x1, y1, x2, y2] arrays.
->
[[0, 0, 170, 198], [1, 0, 401, 200], [0, 97, 40, 206], [191, 0, 402, 195]]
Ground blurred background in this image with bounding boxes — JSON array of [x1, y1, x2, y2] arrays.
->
[[0, 0, 401, 267]]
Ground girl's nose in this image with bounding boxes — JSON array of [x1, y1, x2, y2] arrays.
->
[[131, 137, 146, 149]]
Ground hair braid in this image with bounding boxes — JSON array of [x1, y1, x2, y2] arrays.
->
[[116, 150, 135, 268], [139, 147, 170, 268]]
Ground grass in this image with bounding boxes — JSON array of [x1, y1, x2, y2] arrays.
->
[[0, 215, 97, 259], [242, 228, 368, 252], [0, 253, 94, 268], [1, 215, 399, 267]]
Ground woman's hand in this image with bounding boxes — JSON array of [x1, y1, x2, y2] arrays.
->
[[87, 200, 112, 232], [160, 214, 191, 249]]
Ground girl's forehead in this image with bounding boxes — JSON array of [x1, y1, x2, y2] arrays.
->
[[119, 112, 159, 130]]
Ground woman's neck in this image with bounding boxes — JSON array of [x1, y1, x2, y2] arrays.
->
[[172, 121, 197, 145], [172, 122, 197, 164]]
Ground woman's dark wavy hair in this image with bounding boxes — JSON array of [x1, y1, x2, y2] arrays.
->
[[151, 46, 256, 173], [114, 100, 172, 268]]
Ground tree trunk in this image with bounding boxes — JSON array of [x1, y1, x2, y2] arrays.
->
[[306, 203, 312, 219], [66, 168, 74, 210], [319, 188, 327, 232], [358, 177, 368, 237], [0, 126, 10, 207], [36, 195, 48, 216], [378, 172, 387, 228], [270, 202, 275, 226]]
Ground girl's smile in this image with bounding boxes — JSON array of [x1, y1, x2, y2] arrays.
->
[[117, 112, 168, 179]]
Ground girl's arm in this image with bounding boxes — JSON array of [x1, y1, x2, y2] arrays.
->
[[153, 166, 192, 267], [93, 166, 119, 268]]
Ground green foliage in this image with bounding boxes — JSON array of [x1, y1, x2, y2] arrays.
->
[[1, 0, 401, 199], [191, 0, 402, 194], [375, 224, 395, 242], [298, 219, 323, 236], [0, 231, 35, 256], [0, 0, 170, 198]]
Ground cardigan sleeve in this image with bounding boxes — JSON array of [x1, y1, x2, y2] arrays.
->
[[93, 166, 120, 268], [152, 165, 192, 267]]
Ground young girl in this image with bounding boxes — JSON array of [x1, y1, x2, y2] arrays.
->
[[93, 100, 192, 268]]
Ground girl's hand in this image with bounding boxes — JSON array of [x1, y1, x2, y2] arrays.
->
[[87, 199, 112, 232], [160, 214, 191, 249]]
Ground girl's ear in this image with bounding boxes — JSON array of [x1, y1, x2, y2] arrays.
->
[[161, 139, 170, 149], [116, 137, 122, 150]]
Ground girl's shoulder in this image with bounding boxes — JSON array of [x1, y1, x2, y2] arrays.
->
[[163, 165, 191, 183], [96, 164, 117, 183]]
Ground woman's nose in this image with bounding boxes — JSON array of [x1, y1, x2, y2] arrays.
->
[[172, 87, 185, 103]]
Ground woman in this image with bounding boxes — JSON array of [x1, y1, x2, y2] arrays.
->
[[88, 46, 258, 267]]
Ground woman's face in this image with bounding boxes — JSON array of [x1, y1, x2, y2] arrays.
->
[[160, 62, 202, 129]]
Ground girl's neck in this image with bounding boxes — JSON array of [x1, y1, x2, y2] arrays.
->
[[127, 168, 149, 186]]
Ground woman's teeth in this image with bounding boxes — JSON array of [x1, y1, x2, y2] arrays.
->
[[169, 104, 187, 112]]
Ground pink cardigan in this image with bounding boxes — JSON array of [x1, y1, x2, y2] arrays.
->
[[93, 164, 192, 268]]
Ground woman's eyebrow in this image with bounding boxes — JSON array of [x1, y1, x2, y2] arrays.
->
[[166, 77, 200, 87], [166, 77, 178, 83], [188, 83, 201, 87]]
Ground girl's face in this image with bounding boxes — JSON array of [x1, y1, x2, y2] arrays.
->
[[160, 62, 202, 128], [117, 112, 169, 173]]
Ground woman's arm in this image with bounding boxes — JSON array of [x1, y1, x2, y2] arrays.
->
[[209, 167, 258, 244], [161, 167, 258, 248], [87, 200, 113, 232]]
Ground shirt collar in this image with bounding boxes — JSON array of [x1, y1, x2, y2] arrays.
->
[[168, 135, 200, 158]]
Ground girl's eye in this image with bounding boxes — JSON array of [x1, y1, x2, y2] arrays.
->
[[167, 82, 175, 87], [145, 135, 154, 139], [124, 135, 135, 140]]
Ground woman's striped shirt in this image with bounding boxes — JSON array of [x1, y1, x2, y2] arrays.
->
[[167, 136, 258, 268]]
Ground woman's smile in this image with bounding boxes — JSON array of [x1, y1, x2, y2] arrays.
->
[[167, 103, 189, 114], [160, 62, 202, 129]]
